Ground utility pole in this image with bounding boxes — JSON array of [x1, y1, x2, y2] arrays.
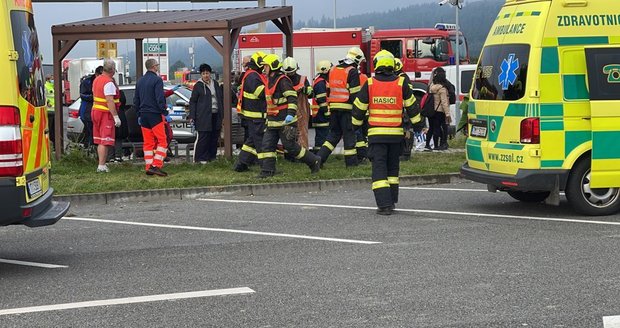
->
[[333, 0, 337, 29]]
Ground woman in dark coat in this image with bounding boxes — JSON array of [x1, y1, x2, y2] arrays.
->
[[189, 63, 224, 163]]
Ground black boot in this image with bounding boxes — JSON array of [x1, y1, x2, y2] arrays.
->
[[233, 161, 249, 172]]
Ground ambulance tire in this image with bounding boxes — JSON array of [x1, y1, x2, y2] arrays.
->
[[565, 158, 620, 216], [507, 191, 550, 203]]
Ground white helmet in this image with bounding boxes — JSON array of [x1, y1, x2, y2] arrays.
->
[[316, 60, 332, 74], [281, 57, 299, 73], [345, 46, 366, 65]]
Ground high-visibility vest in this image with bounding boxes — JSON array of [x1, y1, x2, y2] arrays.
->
[[92, 74, 120, 112], [327, 66, 354, 106], [292, 75, 307, 93], [311, 76, 325, 117], [359, 73, 368, 88], [236, 69, 265, 118], [265, 75, 288, 116], [367, 77, 404, 128]]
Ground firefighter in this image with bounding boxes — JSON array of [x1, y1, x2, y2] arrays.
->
[[316, 46, 365, 167], [394, 58, 421, 161], [282, 57, 312, 150], [233, 51, 267, 172], [352, 50, 419, 215], [355, 68, 369, 163], [258, 54, 321, 178], [310, 60, 332, 153], [44, 75, 55, 146]]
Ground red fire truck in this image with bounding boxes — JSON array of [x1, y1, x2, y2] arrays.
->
[[237, 23, 469, 85]]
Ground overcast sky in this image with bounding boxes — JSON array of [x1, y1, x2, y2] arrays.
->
[[32, 0, 432, 62]]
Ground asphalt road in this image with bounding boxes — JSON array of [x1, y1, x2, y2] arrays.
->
[[2, 180, 620, 327]]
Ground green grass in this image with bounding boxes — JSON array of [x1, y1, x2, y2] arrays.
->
[[52, 137, 467, 195]]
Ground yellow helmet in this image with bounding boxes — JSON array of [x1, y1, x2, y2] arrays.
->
[[394, 58, 403, 72], [346, 46, 365, 65], [373, 49, 395, 71], [251, 51, 266, 67], [316, 60, 332, 74], [282, 57, 299, 73], [261, 54, 282, 71]]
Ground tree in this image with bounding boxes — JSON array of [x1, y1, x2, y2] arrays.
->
[[170, 60, 187, 74]]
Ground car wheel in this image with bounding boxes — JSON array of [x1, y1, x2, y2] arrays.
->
[[507, 190, 550, 203], [565, 158, 620, 216]]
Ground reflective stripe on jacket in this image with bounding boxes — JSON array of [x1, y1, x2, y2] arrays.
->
[[92, 74, 119, 112]]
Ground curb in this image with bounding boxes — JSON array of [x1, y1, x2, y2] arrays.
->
[[55, 173, 462, 206]]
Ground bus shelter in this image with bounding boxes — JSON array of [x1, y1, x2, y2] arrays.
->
[[50, 6, 293, 159]]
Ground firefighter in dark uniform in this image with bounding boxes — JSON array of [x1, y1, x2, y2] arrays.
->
[[310, 60, 332, 152], [258, 54, 321, 178], [394, 58, 422, 161], [233, 51, 267, 172], [352, 50, 419, 215], [316, 46, 365, 167]]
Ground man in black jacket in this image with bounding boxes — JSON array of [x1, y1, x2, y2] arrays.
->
[[189, 63, 224, 163]]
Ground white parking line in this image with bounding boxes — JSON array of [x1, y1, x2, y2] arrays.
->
[[0, 259, 67, 269], [604, 315, 620, 328], [400, 187, 488, 192], [197, 198, 620, 227], [0, 287, 254, 316], [64, 217, 380, 245]]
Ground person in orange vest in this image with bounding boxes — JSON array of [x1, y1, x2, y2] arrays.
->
[[257, 54, 321, 178], [310, 60, 332, 153], [282, 57, 312, 151], [355, 69, 369, 163], [92, 59, 122, 173], [133, 58, 169, 177], [233, 51, 267, 172], [352, 50, 419, 215], [316, 46, 365, 167]]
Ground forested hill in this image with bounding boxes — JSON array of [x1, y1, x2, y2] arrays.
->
[[296, 0, 504, 58]]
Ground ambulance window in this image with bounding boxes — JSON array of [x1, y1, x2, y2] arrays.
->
[[11, 11, 45, 107], [584, 48, 620, 101], [380, 40, 402, 59], [472, 44, 530, 101]]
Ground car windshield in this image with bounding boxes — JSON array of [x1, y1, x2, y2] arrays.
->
[[472, 44, 530, 101]]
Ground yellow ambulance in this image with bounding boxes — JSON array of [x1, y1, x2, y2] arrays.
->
[[0, 0, 69, 227], [461, 0, 620, 215]]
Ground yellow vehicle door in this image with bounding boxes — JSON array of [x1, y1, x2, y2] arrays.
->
[[585, 47, 620, 188]]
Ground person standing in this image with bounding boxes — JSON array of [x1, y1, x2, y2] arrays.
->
[[355, 69, 369, 163], [92, 59, 121, 173], [428, 67, 451, 150], [189, 63, 224, 163], [233, 51, 267, 172], [134, 58, 168, 176], [79, 66, 103, 148], [44, 75, 55, 145], [394, 58, 421, 160], [258, 54, 321, 178], [282, 57, 312, 149], [316, 46, 364, 167], [352, 50, 419, 215], [310, 60, 331, 153]]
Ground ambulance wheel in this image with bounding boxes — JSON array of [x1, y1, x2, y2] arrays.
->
[[565, 158, 620, 216], [507, 191, 550, 203]]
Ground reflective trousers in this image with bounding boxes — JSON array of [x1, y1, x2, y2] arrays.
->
[[260, 124, 319, 174], [141, 121, 168, 170], [317, 110, 358, 167], [237, 119, 265, 166], [368, 142, 401, 209], [355, 120, 368, 161], [313, 127, 329, 152]]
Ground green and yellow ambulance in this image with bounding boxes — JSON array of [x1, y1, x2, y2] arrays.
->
[[461, 0, 620, 215], [0, 0, 69, 227]]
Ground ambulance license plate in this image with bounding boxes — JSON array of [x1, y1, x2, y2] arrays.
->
[[470, 119, 488, 138], [27, 178, 42, 198]]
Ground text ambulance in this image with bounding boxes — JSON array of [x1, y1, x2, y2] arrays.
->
[[461, 0, 620, 216], [0, 0, 70, 226]]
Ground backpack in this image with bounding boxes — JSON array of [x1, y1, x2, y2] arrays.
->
[[446, 81, 456, 105], [419, 92, 436, 117]]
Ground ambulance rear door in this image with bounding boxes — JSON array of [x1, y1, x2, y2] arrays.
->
[[585, 47, 620, 188]]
